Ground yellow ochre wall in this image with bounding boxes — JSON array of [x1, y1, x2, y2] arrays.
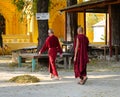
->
[[0, 0, 31, 44], [0, 0, 85, 50], [49, 0, 66, 40], [33, 0, 67, 42], [34, 0, 84, 41], [78, 0, 85, 31]]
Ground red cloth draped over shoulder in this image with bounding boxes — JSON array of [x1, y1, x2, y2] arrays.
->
[[77, 34, 89, 64], [40, 35, 62, 54], [74, 34, 89, 78], [40, 35, 62, 76]]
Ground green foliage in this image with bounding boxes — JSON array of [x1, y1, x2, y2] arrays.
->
[[86, 13, 98, 33], [12, 0, 38, 21], [12, 0, 56, 21], [48, 0, 53, 11], [12, 0, 25, 11], [86, 13, 105, 33], [32, 0, 38, 15]]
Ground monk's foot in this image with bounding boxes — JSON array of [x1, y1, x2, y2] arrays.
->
[[82, 76, 88, 85], [78, 79, 84, 85], [76, 77, 80, 81], [52, 76, 61, 80], [80, 76, 83, 80], [50, 73, 54, 79]]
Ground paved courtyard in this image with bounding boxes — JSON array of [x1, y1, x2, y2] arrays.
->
[[0, 55, 120, 97]]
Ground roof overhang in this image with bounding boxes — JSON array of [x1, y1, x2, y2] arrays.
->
[[60, 0, 120, 13]]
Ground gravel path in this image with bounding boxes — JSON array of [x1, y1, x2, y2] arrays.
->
[[0, 55, 120, 97]]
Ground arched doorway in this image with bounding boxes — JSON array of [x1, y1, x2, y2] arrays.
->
[[0, 14, 5, 35]]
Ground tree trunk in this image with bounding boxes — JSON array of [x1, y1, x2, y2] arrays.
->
[[111, 5, 120, 46], [67, 0, 77, 41], [37, 0, 49, 52]]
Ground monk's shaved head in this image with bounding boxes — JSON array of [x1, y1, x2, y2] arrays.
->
[[48, 29, 54, 36], [77, 26, 83, 34], [48, 29, 54, 34]]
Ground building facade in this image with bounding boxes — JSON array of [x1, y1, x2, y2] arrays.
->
[[0, 0, 104, 51]]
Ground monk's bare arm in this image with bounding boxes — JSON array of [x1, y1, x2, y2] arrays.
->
[[74, 38, 79, 61], [39, 39, 48, 55], [56, 38, 62, 54]]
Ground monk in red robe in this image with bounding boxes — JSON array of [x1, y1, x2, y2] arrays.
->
[[39, 29, 62, 80], [74, 26, 89, 85]]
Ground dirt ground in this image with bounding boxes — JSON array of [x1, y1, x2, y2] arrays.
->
[[0, 55, 120, 97]]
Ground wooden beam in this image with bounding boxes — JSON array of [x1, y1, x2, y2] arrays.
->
[[64, 12, 67, 41], [108, 5, 112, 57], [60, 0, 120, 13], [84, 10, 86, 35], [105, 13, 107, 45]]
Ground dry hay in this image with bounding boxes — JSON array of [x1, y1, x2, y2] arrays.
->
[[9, 75, 40, 83], [8, 62, 18, 67]]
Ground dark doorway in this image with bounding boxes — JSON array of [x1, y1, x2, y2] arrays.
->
[[0, 14, 5, 35]]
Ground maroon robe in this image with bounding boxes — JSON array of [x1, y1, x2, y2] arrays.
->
[[40, 35, 62, 76], [74, 34, 89, 78]]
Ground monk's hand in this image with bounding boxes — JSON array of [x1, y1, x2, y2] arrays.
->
[[74, 56, 76, 62], [60, 54, 63, 58], [38, 51, 41, 55]]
